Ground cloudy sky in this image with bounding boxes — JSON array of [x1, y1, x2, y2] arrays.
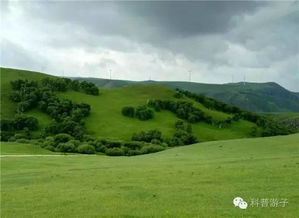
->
[[1, 0, 298, 91]]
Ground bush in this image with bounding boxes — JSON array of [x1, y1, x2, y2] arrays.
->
[[57, 141, 76, 153], [54, 133, 73, 144], [132, 129, 162, 143], [13, 115, 38, 131], [0, 131, 14, 141], [127, 149, 142, 156], [105, 141, 122, 148], [135, 106, 154, 120], [140, 145, 165, 154], [41, 136, 55, 148], [105, 147, 125, 156], [77, 144, 96, 154], [167, 137, 184, 147], [121, 106, 135, 118], [45, 145, 56, 152], [123, 141, 143, 150]]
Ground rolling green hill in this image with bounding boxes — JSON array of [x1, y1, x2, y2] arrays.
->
[[73, 77, 299, 113], [1, 133, 298, 217], [1, 67, 261, 143]]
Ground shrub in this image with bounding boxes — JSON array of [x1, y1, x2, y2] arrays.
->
[[167, 137, 184, 147], [41, 136, 55, 148], [132, 129, 162, 143], [174, 92, 183, 98], [77, 144, 96, 154], [140, 145, 165, 154], [44, 145, 55, 152], [121, 106, 135, 118], [123, 141, 143, 150], [135, 106, 154, 120], [13, 115, 38, 130], [127, 149, 142, 156], [57, 141, 76, 153], [105, 147, 125, 156], [0, 131, 14, 141], [105, 141, 122, 148], [54, 133, 73, 144], [150, 139, 162, 145], [175, 120, 185, 130]]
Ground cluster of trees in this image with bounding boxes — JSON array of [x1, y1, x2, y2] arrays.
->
[[167, 121, 198, 146], [41, 78, 99, 95], [41, 133, 96, 153], [122, 105, 154, 120], [0, 115, 38, 141], [176, 89, 241, 114], [132, 129, 163, 144], [41, 133, 165, 156], [176, 89, 294, 136], [9, 79, 94, 115], [131, 123, 198, 148], [4, 79, 93, 141], [148, 99, 212, 123]]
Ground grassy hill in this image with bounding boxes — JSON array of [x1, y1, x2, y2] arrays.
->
[[1, 67, 259, 143], [1, 133, 298, 217], [73, 77, 299, 113], [0, 68, 55, 119]]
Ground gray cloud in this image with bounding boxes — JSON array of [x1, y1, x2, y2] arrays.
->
[[0, 1, 298, 91]]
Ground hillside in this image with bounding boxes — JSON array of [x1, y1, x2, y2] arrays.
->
[[73, 77, 299, 113], [1, 67, 263, 144], [1, 68, 55, 119], [1, 133, 299, 217], [263, 112, 299, 131]]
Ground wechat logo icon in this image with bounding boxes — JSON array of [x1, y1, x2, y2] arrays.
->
[[233, 197, 248, 209]]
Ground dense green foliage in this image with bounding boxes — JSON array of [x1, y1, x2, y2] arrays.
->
[[148, 99, 212, 123], [121, 106, 135, 117], [0, 115, 38, 141], [2, 78, 92, 141], [122, 105, 154, 120]]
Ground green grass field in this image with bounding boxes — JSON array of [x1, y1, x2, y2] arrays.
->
[[1, 133, 299, 217]]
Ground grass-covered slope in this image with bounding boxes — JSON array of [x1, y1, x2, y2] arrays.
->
[[1, 133, 298, 217], [1, 67, 54, 119], [58, 86, 257, 142], [1, 67, 259, 142], [74, 77, 299, 113]]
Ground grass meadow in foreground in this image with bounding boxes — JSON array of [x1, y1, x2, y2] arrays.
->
[[1, 134, 299, 217]]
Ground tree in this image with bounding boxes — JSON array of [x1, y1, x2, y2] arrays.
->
[[135, 106, 154, 120], [122, 106, 135, 117]]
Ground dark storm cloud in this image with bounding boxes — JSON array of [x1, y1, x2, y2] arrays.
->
[[1, 1, 298, 91], [21, 1, 266, 43]]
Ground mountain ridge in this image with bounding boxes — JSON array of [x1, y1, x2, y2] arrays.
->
[[72, 77, 299, 113]]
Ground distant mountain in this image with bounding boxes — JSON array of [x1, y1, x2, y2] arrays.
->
[[72, 77, 299, 113]]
